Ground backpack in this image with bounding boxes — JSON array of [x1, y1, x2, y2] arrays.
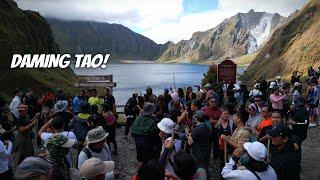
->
[[102, 112, 116, 126], [81, 144, 111, 160]]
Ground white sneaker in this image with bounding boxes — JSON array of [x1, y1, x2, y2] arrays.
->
[[309, 122, 316, 127]]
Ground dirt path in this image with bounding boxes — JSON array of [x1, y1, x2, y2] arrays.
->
[[300, 127, 320, 180]]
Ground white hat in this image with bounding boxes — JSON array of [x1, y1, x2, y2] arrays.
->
[[243, 141, 267, 162], [269, 82, 277, 89], [80, 158, 114, 179], [157, 118, 175, 134], [254, 83, 260, 89], [294, 82, 301, 87], [276, 76, 281, 80]]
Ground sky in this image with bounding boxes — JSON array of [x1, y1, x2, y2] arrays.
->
[[15, 0, 309, 44]]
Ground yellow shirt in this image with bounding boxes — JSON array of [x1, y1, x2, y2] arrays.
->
[[88, 97, 103, 113]]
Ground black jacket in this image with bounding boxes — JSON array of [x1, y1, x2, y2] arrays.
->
[[288, 107, 309, 143], [270, 143, 300, 180], [191, 123, 212, 169]]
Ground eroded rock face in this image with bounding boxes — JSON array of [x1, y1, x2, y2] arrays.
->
[[0, 0, 75, 98], [46, 18, 170, 61], [157, 10, 286, 64], [244, 0, 320, 80]]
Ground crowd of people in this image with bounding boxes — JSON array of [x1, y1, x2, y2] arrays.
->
[[0, 66, 319, 179]]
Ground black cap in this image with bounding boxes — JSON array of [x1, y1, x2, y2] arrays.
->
[[267, 124, 292, 137]]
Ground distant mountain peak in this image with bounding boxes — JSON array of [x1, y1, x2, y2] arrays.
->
[[248, 9, 255, 13], [157, 10, 286, 63]]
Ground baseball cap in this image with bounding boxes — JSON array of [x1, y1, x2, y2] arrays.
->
[[267, 124, 292, 137], [269, 82, 277, 89], [243, 141, 267, 162], [80, 158, 114, 179], [194, 110, 205, 119]]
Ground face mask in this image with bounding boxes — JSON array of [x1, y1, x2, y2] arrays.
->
[[240, 152, 249, 167]]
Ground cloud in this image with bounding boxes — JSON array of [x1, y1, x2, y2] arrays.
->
[[15, 0, 183, 29], [15, 0, 309, 44]]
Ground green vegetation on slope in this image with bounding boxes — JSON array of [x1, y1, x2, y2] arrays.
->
[[0, 0, 76, 100]]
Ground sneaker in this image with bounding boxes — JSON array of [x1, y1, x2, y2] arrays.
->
[[309, 122, 316, 127]]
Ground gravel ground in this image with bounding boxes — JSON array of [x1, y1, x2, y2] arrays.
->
[[113, 126, 320, 180], [300, 127, 320, 180]]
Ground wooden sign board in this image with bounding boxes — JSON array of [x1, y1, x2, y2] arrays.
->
[[75, 75, 116, 88], [217, 60, 237, 83], [74, 82, 116, 87], [77, 75, 113, 82]]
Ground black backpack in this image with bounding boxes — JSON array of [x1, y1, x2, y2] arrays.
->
[[81, 145, 111, 160]]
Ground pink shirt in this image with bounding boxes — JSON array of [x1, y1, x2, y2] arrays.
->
[[270, 93, 286, 110]]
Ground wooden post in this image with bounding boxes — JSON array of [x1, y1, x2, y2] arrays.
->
[[224, 141, 227, 164], [267, 138, 271, 163]]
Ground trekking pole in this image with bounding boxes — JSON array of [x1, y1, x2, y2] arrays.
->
[[35, 117, 38, 149], [173, 73, 176, 90], [224, 141, 227, 164], [267, 138, 271, 163]]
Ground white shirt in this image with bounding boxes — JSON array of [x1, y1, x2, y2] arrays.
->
[[221, 158, 278, 180], [41, 131, 77, 145], [0, 140, 12, 173], [249, 89, 262, 97], [9, 96, 21, 119]]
